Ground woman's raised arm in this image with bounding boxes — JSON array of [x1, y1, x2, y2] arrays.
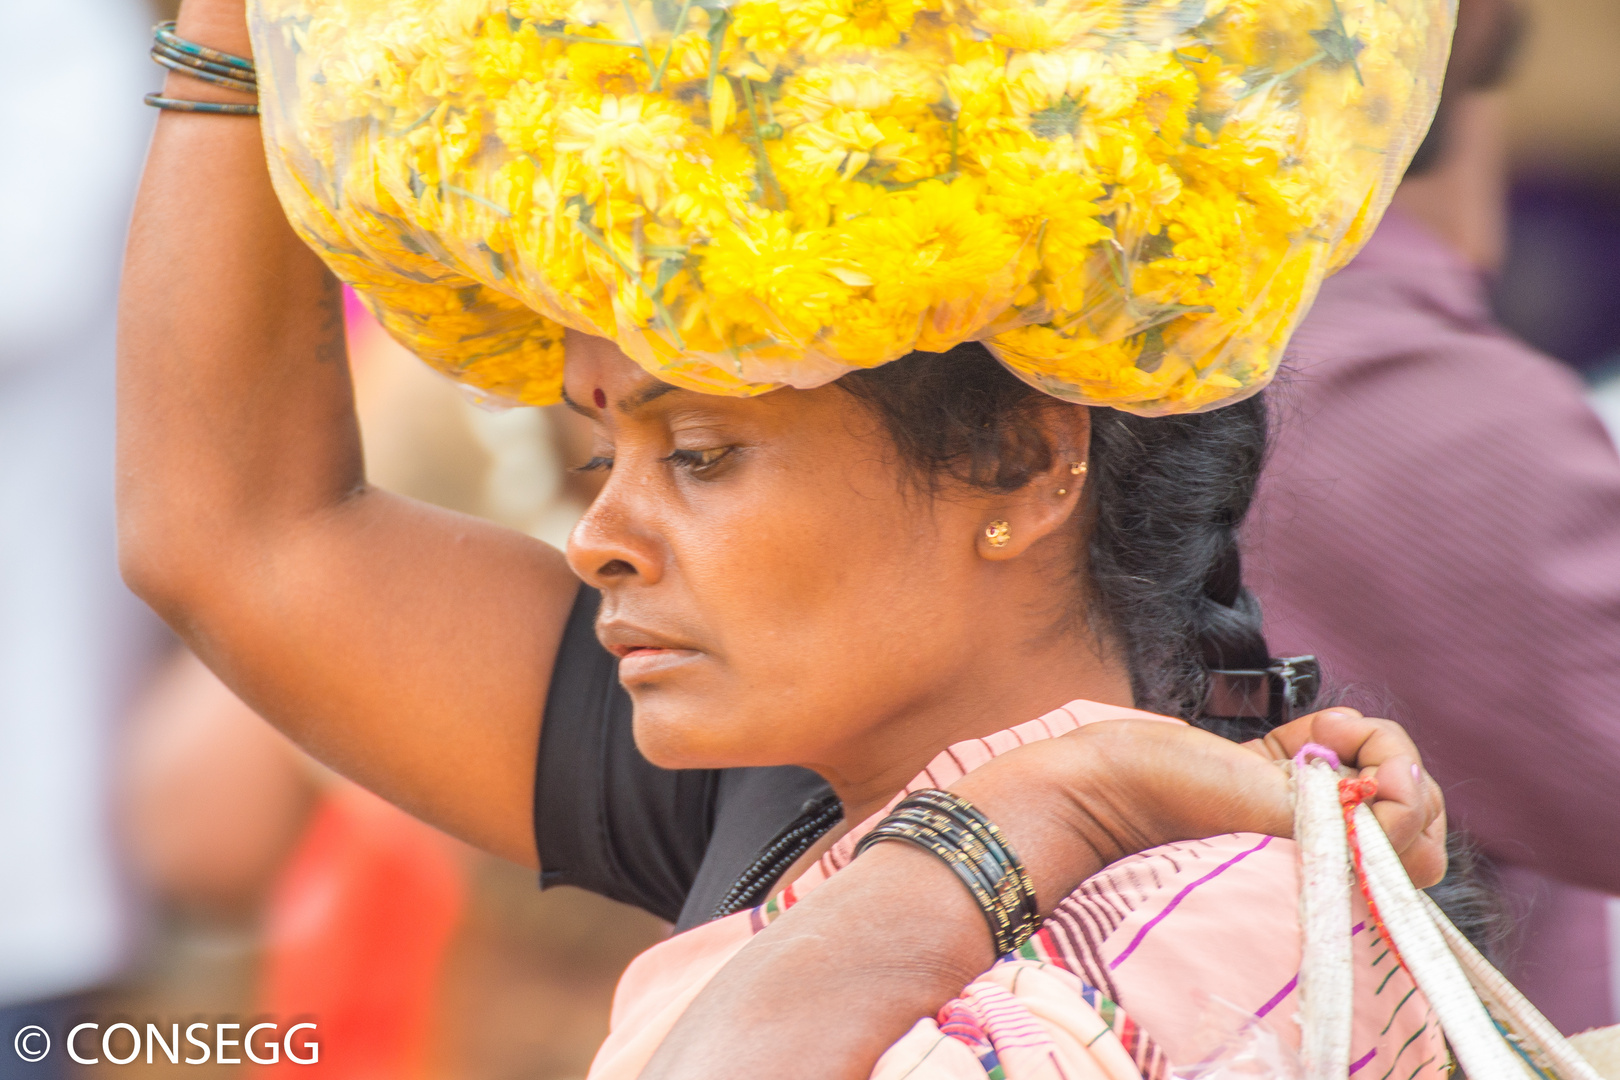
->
[[117, 0, 580, 866]]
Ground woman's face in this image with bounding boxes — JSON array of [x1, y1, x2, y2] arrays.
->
[[562, 332, 1087, 785]]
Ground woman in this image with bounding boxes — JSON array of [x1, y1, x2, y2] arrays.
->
[[119, 1, 1448, 1076]]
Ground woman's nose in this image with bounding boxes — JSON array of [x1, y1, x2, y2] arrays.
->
[[566, 482, 665, 589]]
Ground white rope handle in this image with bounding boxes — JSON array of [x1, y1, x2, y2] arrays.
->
[[1350, 801, 1534, 1080], [1295, 756, 1353, 1080], [1418, 893, 1605, 1080], [1293, 755, 1609, 1080]]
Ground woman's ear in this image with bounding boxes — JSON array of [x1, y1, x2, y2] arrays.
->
[[975, 405, 1092, 561]]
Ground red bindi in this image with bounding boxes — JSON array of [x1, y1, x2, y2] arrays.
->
[[593, 387, 607, 409]]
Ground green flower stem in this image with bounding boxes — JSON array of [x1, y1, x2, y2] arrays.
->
[[618, 0, 657, 74], [571, 215, 686, 348], [648, 0, 694, 92], [443, 185, 513, 218], [741, 78, 785, 209], [532, 28, 648, 48], [704, 9, 731, 100], [1236, 49, 1325, 100]]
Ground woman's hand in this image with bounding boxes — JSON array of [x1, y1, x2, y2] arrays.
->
[[1252, 708, 1448, 887], [949, 707, 1446, 918]]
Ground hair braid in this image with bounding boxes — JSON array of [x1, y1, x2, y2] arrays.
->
[[1086, 399, 1285, 734]]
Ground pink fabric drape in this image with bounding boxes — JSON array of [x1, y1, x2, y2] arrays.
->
[[586, 701, 1445, 1080]]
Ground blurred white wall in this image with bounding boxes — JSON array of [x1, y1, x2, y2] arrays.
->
[[0, 0, 166, 1005]]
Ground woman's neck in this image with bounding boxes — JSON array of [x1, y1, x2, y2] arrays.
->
[[806, 632, 1135, 826]]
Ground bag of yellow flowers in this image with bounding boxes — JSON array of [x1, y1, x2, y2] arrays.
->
[[247, 0, 1452, 414]]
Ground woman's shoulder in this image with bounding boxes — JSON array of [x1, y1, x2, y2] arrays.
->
[[914, 699, 1185, 794]]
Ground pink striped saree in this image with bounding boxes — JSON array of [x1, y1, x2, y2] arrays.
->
[[587, 701, 1447, 1080]]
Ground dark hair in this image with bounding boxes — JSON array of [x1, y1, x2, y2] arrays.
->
[[840, 340, 1283, 738]]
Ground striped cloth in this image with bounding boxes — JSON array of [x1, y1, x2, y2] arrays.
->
[[585, 700, 1446, 1080]]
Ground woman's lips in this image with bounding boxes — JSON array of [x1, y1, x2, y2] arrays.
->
[[616, 645, 701, 679], [599, 620, 702, 679]]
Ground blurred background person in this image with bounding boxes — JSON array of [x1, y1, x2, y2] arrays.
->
[[1246, 0, 1620, 1034], [0, 0, 166, 1073]]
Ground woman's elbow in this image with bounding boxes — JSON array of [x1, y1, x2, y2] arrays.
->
[[119, 515, 185, 617], [116, 495, 249, 625], [117, 501, 205, 621]]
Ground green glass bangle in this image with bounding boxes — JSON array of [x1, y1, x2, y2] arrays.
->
[[144, 93, 259, 116], [150, 51, 259, 94], [152, 21, 256, 74], [152, 40, 258, 86]]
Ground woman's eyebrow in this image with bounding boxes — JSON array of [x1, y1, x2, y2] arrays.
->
[[618, 380, 683, 412], [559, 388, 592, 417]]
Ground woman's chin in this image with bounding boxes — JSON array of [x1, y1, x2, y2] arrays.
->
[[628, 694, 794, 772]]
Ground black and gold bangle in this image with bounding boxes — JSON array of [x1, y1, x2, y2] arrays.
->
[[855, 789, 1038, 956], [902, 789, 1038, 935]]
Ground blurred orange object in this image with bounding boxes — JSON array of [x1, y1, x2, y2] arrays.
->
[[258, 783, 467, 1078]]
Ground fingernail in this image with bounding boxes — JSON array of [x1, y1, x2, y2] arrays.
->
[[1411, 764, 1422, 786]]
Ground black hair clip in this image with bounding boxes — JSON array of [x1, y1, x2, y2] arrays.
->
[[1206, 655, 1321, 726]]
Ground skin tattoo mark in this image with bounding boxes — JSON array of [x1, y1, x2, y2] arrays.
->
[[315, 274, 348, 366]]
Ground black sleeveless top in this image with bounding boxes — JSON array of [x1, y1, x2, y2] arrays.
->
[[533, 586, 840, 931]]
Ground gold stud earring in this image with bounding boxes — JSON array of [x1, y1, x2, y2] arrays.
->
[[985, 520, 1011, 548], [1057, 487, 1068, 496], [1069, 461, 1087, 475]]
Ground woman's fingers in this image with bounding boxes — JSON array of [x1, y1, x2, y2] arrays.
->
[[1256, 708, 1418, 778], [1248, 708, 1448, 887], [1365, 755, 1448, 887]]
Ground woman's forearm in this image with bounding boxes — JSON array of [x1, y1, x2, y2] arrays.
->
[[639, 843, 996, 1080], [117, 0, 361, 608]]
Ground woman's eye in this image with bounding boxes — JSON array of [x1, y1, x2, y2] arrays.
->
[[663, 447, 734, 473], [575, 455, 613, 473]]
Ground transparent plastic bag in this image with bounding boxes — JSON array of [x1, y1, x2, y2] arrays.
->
[[249, 0, 1453, 412], [1171, 995, 1302, 1080]]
